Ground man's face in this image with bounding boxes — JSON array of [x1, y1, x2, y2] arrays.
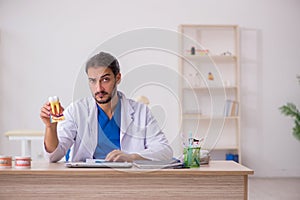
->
[[87, 66, 121, 105]]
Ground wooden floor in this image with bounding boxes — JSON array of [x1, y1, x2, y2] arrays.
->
[[249, 177, 300, 200]]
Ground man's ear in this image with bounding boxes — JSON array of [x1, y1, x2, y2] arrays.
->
[[116, 73, 121, 84]]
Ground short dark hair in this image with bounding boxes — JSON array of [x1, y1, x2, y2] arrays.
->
[[85, 52, 120, 76]]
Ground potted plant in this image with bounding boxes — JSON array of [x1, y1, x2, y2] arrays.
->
[[279, 75, 300, 141]]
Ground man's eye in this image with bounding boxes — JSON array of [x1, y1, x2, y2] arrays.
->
[[102, 78, 110, 82], [89, 79, 96, 84]]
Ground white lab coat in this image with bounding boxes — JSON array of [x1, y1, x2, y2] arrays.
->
[[45, 92, 173, 162]]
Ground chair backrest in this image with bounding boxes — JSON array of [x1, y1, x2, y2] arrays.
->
[[135, 96, 150, 105]]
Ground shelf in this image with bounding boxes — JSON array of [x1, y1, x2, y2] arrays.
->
[[183, 55, 237, 62], [210, 146, 239, 150], [179, 24, 241, 163], [202, 146, 239, 151], [183, 86, 238, 90], [183, 114, 239, 120]]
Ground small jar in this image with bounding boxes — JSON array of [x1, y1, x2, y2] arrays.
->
[[191, 46, 196, 55], [0, 156, 12, 169], [15, 156, 31, 169]]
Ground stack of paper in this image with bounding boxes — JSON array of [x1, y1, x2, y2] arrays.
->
[[133, 159, 183, 169]]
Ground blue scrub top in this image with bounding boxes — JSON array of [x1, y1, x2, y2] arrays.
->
[[93, 98, 121, 159]]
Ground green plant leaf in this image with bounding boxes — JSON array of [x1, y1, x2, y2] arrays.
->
[[279, 102, 300, 141], [294, 120, 300, 141], [279, 103, 299, 118]]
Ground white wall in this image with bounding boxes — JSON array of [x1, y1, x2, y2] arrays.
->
[[0, 0, 300, 177]]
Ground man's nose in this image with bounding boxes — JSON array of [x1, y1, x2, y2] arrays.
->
[[96, 81, 104, 91]]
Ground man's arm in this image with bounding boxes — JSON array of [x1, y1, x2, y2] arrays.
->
[[44, 124, 59, 153]]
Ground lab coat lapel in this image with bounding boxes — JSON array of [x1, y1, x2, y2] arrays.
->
[[86, 97, 98, 152], [119, 92, 134, 141]]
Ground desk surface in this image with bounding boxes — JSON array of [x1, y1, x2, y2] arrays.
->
[[0, 160, 253, 176]]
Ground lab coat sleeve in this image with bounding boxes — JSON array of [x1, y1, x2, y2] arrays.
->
[[137, 108, 173, 161], [44, 104, 77, 162]]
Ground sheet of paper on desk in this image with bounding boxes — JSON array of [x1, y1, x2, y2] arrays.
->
[[64, 158, 133, 168], [133, 159, 184, 169]]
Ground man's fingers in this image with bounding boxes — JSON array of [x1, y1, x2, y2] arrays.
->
[[40, 104, 51, 119], [113, 155, 122, 162], [106, 150, 133, 162], [105, 150, 122, 162], [41, 107, 50, 116], [40, 112, 50, 119], [40, 102, 53, 126]]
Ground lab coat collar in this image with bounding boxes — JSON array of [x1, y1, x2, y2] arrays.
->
[[87, 91, 134, 143]]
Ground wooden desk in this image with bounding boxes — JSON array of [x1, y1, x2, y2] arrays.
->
[[0, 161, 253, 200], [5, 131, 44, 156]]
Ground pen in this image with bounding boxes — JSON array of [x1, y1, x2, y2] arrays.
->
[[95, 160, 106, 163], [187, 132, 193, 166], [188, 132, 193, 147]]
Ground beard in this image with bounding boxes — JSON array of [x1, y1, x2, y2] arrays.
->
[[94, 82, 117, 104]]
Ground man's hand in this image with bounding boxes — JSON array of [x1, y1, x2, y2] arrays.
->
[[40, 101, 64, 153], [105, 150, 146, 162], [40, 102, 64, 127]]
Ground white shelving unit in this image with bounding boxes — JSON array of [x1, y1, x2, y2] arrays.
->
[[178, 25, 241, 163]]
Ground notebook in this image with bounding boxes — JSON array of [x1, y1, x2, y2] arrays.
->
[[65, 160, 132, 168]]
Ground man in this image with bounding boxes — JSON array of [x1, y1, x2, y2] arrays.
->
[[40, 52, 173, 162]]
